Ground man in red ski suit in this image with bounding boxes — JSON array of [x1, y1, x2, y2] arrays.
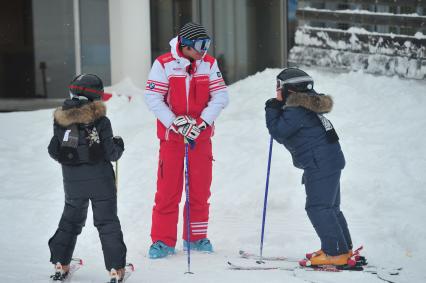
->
[[144, 23, 229, 258]]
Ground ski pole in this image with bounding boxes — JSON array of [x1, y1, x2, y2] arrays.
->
[[115, 160, 119, 191], [258, 136, 273, 264], [184, 138, 194, 274]]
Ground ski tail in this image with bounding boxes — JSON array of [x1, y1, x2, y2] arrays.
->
[[239, 250, 299, 262], [111, 263, 134, 283], [50, 258, 83, 282]]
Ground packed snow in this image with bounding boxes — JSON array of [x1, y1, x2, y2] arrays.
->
[[1, 68, 425, 282]]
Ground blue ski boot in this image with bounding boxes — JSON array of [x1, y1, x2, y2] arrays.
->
[[183, 238, 213, 252], [148, 241, 175, 259]]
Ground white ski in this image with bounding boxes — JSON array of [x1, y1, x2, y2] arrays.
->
[[239, 250, 299, 262]]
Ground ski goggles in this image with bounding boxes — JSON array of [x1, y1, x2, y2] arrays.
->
[[180, 37, 211, 54], [276, 76, 314, 92]]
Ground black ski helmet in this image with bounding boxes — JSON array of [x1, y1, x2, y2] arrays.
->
[[276, 68, 316, 98], [69, 74, 104, 101]]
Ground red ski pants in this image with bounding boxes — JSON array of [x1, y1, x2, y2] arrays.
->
[[150, 139, 213, 247]]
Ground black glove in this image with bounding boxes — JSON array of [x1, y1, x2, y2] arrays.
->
[[265, 98, 285, 110], [113, 136, 124, 150], [197, 120, 208, 131]]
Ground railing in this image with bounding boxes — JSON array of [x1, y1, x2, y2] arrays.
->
[[290, 1, 426, 79]]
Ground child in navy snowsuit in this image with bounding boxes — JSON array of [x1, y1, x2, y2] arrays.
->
[[265, 68, 354, 266], [47, 74, 127, 280]]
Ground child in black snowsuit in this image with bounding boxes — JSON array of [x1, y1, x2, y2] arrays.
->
[[47, 74, 126, 280], [265, 68, 357, 267]]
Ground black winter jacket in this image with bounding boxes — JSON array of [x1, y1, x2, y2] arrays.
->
[[48, 99, 123, 198]]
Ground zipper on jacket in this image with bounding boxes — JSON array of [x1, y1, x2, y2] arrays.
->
[[186, 74, 191, 113]]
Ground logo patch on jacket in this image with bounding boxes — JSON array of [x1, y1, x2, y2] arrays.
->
[[217, 72, 222, 77], [149, 82, 156, 89]]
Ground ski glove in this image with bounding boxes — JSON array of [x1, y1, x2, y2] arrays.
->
[[113, 136, 124, 150], [197, 120, 208, 131], [265, 98, 285, 110], [172, 115, 196, 127], [179, 124, 201, 141]]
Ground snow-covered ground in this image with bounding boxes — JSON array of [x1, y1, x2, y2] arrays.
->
[[1, 68, 425, 282]]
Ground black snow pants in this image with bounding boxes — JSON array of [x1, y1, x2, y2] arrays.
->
[[48, 177, 126, 271], [303, 169, 353, 256]]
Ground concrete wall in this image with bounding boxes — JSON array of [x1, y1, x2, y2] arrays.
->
[[109, 0, 151, 89], [32, 0, 75, 98]]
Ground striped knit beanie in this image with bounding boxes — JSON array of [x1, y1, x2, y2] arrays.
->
[[178, 22, 210, 41]]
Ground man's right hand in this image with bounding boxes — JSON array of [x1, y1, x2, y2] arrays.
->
[[170, 115, 201, 140], [177, 123, 201, 141], [172, 115, 196, 128]]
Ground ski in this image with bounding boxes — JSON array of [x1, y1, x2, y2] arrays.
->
[[228, 261, 295, 271], [239, 246, 367, 264], [107, 263, 135, 283], [50, 258, 83, 282], [239, 250, 299, 262], [228, 261, 352, 272], [229, 260, 402, 283]]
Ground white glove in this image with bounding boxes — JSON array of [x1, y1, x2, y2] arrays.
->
[[172, 115, 196, 128], [177, 123, 201, 141]]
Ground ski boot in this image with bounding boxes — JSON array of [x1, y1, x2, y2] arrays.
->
[[148, 241, 175, 259], [183, 238, 213, 252], [299, 251, 352, 267], [109, 268, 125, 283], [50, 262, 70, 281], [306, 246, 367, 265], [305, 249, 324, 260]]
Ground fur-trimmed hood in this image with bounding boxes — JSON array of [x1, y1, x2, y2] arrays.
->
[[53, 100, 106, 127], [286, 92, 333, 114]]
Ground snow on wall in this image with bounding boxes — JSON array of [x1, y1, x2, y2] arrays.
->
[[289, 27, 426, 80]]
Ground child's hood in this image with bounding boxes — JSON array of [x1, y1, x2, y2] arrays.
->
[[53, 100, 106, 127], [286, 92, 333, 114]]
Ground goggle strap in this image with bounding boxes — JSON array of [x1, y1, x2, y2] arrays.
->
[[277, 76, 313, 89]]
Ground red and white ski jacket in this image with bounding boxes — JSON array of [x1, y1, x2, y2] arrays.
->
[[145, 37, 229, 141]]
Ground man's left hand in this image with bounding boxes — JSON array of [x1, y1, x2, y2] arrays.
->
[[178, 123, 201, 141], [197, 120, 208, 131]]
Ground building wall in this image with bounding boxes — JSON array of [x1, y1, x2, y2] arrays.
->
[[109, 0, 151, 89], [80, 0, 111, 85], [32, 0, 113, 99], [0, 0, 35, 98], [149, 0, 288, 84]]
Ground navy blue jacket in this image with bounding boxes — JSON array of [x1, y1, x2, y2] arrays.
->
[[265, 92, 345, 172], [48, 99, 124, 198]]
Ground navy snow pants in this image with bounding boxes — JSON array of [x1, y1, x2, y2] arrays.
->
[[48, 179, 126, 271], [303, 169, 352, 256]]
